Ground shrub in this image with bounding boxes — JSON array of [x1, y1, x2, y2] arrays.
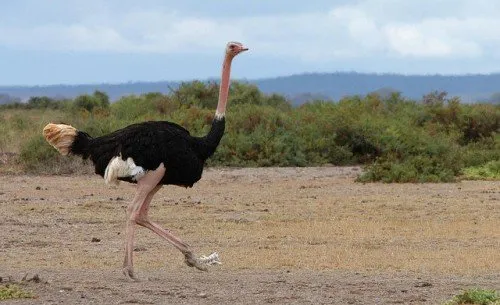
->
[[18, 135, 92, 174], [173, 81, 219, 109], [18, 135, 58, 170], [358, 155, 458, 183], [0, 284, 33, 300], [460, 104, 499, 144], [210, 104, 304, 166], [73, 91, 110, 114], [357, 123, 463, 182], [111, 95, 153, 121], [444, 288, 500, 305], [26, 96, 60, 109], [462, 160, 500, 180], [4, 83, 499, 182]]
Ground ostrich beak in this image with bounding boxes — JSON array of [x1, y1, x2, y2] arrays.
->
[[240, 46, 249, 52]]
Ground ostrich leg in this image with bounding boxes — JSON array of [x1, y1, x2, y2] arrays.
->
[[123, 164, 166, 280], [123, 163, 219, 280]]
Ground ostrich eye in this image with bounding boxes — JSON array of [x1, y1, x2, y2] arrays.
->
[[230, 45, 235, 50]]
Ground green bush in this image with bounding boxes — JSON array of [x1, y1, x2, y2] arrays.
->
[[0, 284, 33, 300], [4, 82, 499, 182], [111, 95, 152, 120], [460, 104, 499, 144], [462, 160, 500, 180], [358, 154, 459, 183], [210, 104, 305, 166], [173, 81, 219, 109], [73, 91, 110, 113], [460, 139, 500, 168], [444, 288, 500, 305], [18, 135, 91, 174], [19, 135, 59, 170]]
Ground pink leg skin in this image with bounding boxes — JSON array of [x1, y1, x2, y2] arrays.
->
[[122, 163, 206, 281]]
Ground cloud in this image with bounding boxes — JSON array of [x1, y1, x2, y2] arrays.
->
[[383, 20, 483, 57], [328, 2, 496, 59], [0, 25, 129, 51], [0, 0, 498, 62]]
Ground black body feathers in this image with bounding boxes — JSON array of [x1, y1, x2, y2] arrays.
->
[[69, 118, 225, 187]]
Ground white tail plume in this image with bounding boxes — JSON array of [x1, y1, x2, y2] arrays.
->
[[42, 123, 77, 156]]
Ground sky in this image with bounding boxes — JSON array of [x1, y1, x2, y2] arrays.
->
[[1, 0, 499, 85]]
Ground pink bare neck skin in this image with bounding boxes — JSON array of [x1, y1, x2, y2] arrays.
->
[[215, 54, 233, 119]]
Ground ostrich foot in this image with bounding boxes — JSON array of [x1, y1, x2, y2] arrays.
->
[[184, 252, 221, 271], [122, 266, 140, 282]]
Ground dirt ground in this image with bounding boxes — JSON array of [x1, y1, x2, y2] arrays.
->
[[1, 167, 499, 304]]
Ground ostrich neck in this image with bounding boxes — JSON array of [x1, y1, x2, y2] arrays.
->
[[215, 55, 233, 119], [198, 53, 233, 160]]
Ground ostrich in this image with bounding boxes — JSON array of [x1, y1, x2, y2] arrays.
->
[[43, 41, 248, 280]]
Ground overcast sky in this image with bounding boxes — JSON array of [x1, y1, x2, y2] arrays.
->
[[1, 0, 499, 85]]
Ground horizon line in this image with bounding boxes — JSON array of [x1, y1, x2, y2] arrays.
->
[[1, 71, 500, 88]]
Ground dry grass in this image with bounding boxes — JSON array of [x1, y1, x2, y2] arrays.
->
[[0, 109, 66, 152], [1, 167, 499, 276]]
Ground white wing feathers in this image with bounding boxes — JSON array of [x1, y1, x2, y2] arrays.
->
[[104, 156, 146, 185]]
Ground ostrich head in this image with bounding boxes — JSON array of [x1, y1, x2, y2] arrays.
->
[[226, 41, 248, 57]]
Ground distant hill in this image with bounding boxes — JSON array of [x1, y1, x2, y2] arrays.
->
[[1, 72, 499, 105], [0, 82, 180, 104], [252, 73, 500, 104]]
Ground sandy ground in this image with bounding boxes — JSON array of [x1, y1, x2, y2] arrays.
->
[[0, 167, 499, 304]]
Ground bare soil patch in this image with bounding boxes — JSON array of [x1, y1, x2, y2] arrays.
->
[[1, 167, 499, 304]]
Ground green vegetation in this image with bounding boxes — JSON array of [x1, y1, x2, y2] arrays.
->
[[444, 288, 500, 305], [462, 160, 500, 180], [0, 83, 498, 182], [0, 284, 33, 300]]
